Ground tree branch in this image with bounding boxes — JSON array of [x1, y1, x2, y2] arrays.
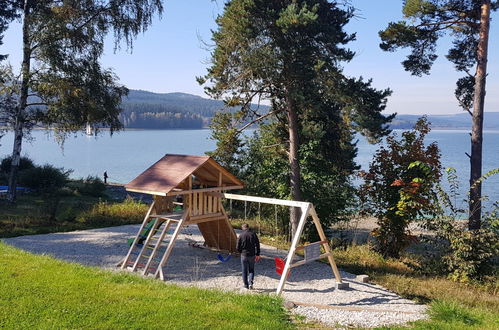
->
[[236, 110, 276, 133], [26, 102, 47, 107]]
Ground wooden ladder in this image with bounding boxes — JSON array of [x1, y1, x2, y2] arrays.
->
[[121, 207, 188, 278]]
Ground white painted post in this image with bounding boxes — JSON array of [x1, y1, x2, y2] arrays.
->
[[276, 204, 311, 296]]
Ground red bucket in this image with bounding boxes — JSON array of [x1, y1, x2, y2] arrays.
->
[[274, 257, 285, 275]]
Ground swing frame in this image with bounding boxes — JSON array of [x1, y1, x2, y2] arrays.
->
[[222, 193, 347, 295]]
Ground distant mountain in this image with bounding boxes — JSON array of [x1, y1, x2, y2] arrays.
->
[[391, 112, 499, 130], [119, 90, 229, 129], [120, 89, 499, 130]]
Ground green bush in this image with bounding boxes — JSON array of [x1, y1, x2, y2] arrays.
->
[[359, 117, 442, 258], [18, 164, 71, 193], [67, 176, 106, 197], [0, 155, 35, 173], [0, 156, 37, 185], [445, 228, 499, 282], [418, 168, 499, 282]]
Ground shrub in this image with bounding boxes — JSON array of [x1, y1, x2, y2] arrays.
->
[[418, 168, 499, 282], [76, 197, 147, 226], [19, 164, 71, 193], [68, 176, 106, 197], [0, 155, 35, 173], [359, 117, 442, 258]]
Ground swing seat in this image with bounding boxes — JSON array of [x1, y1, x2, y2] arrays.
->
[[217, 253, 232, 263], [275, 257, 285, 275]]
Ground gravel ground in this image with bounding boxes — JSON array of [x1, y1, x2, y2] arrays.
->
[[2, 224, 428, 328]]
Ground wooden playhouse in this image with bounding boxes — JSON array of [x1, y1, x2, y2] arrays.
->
[[120, 154, 243, 280]]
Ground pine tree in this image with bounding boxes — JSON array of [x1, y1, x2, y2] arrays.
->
[[379, 0, 497, 229], [200, 0, 393, 236]]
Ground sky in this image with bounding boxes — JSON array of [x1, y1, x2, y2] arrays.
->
[[2, 0, 499, 115]]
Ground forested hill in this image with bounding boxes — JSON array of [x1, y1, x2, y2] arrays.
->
[[119, 89, 499, 130], [391, 112, 499, 130], [120, 90, 227, 129]]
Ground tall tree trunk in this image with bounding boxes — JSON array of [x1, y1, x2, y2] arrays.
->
[[7, 1, 31, 202], [468, 0, 490, 230], [286, 99, 303, 239]]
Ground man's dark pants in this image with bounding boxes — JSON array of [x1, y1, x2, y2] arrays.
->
[[241, 255, 255, 288]]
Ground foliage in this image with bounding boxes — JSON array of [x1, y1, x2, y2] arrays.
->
[[417, 168, 499, 282], [0, 243, 291, 329], [67, 176, 107, 197], [19, 164, 71, 193], [0, 155, 35, 173], [0, 1, 18, 62], [76, 197, 147, 226], [379, 0, 497, 81], [0, 194, 148, 238], [238, 124, 357, 240], [0, 155, 69, 193], [201, 0, 393, 236], [360, 117, 442, 258]]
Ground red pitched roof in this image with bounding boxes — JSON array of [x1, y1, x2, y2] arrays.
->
[[125, 154, 243, 195]]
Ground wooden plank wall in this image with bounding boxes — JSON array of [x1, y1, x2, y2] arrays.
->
[[190, 192, 221, 216]]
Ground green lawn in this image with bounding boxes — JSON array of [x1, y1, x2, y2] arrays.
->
[[0, 242, 292, 329]]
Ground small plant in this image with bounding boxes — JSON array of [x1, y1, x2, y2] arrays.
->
[[419, 168, 499, 282], [359, 117, 442, 258]]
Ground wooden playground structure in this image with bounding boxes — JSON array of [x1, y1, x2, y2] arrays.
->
[[120, 154, 348, 295]]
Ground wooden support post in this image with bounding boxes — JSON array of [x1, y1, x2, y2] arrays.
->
[[276, 204, 310, 296], [309, 205, 344, 285], [154, 210, 189, 280], [120, 201, 156, 269], [188, 176, 192, 217]]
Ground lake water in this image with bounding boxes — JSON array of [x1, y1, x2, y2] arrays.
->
[[1, 129, 498, 205]]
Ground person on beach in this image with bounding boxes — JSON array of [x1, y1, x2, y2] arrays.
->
[[236, 223, 261, 290], [103, 171, 108, 184]]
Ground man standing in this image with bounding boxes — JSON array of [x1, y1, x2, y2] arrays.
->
[[236, 223, 261, 290]]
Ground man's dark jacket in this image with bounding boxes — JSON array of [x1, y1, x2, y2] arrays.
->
[[237, 229, 260, 257]]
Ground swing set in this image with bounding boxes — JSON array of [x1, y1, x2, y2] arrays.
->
[[119, 154, 348, 296]]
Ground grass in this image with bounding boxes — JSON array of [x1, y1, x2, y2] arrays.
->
[[0, 242, 292, 329], [331, 245, 499, 329], [0, 194, 147, 238]]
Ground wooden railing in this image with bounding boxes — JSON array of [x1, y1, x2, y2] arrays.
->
[[188, 191, 222, 216]]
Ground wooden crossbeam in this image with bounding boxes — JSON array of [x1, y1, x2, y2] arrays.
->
[[166, 185, 243, 196], [223, 193, 309, 208]]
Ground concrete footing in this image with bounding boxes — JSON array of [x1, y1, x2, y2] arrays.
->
[[356, 274, 370, 283], [336, 282, 350, 290]]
